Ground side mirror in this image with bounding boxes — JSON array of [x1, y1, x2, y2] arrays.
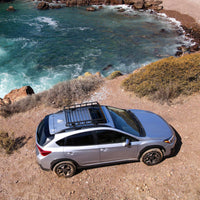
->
[[124, 139, 131, 147]]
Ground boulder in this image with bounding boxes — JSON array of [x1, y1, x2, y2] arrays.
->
[[49, 4, 62, 9], [6, 6, 16, 11], [86, 7, 96, 11], [37, 2, 49, 10], [104, 0, 123, 5], [84, 72, 93, 76], [66, 0, 77, 7], [118, 8, 126, 12], [175, 51, 183, 57], [3, 86, 34, 104], [0, 98, 5, 107], [133, 0, 144, 9], [124, 0, 141, 5], [189, 44, 200, 52], [95, 72, 101, 77], [144, 0, 163, 10], [90, 0, 105, 5]]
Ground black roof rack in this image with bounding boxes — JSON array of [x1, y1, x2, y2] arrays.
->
[[64, 101, 106, 127]]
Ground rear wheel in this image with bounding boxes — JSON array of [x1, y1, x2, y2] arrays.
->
[[140, 148, 163, 166], [53, 161, 76, 178]]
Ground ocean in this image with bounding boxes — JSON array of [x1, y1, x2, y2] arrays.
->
[[0, 0, 191, 97]]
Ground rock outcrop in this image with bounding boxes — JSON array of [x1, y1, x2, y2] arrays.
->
[[78, 72, 101, 79], [37, 0, 163, 10], [86, 6, 96, 11], [6, 6, 16, 11], [1, 86, 35, 106], [37, 2, 50, 10]]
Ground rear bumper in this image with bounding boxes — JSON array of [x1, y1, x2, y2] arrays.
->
[[38, 162, 50, 171], [36, 145, 51, 171]]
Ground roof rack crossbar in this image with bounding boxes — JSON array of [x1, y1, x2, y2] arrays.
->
[[64, 101, 106, 127]]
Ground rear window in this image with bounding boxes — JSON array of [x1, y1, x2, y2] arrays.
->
[[37, 116, 54, 146]]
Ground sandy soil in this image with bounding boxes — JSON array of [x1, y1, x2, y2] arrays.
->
[[0, 76, 200, 200], [162, 0, 200, 24]]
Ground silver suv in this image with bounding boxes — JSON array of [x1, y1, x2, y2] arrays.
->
[[36, 102, 177, 178]]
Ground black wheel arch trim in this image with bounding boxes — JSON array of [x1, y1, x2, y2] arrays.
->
[[138, 145, 166, 160], [50, 159, 79, 171]]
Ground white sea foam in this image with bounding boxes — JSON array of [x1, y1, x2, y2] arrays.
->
[[83, 49, 102, 58], [11, 37, 29, 42], [7, 37, 38, 49], [28, 22, 43, 32], [67, 27, 93, 32], [36, 17, 58, 28], [0, 73, 16, 98], [0, 47, 6, 57]]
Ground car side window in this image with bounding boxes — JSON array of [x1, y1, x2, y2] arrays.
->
[[96, 130, 137, 145], [56, 131, 95, 146]]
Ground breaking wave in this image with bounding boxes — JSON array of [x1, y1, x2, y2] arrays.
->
[[36, 17, 58, 28]]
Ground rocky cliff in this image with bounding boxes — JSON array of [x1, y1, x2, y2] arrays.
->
[[37, 0, 163, 11], [0, 86, 34, 107]]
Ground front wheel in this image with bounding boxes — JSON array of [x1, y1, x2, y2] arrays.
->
[[140, 148, 163, 166], [53, 161, 76, 178]]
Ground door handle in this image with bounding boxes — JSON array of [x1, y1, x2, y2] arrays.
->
[[67, 152, 74, 155], [100, 148, 107, 152]]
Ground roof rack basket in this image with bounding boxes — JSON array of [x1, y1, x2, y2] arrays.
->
[[64, 101, 106, 127]]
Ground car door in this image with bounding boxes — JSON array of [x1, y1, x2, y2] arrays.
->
[[60, 131, 100, 166], [96, 130, 140, 163]]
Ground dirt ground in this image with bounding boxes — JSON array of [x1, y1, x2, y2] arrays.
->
[[0, 76, 200, 200]]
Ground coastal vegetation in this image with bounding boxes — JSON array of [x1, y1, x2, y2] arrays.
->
[[0, 76, 103, 117], [0, 131, 17, 154], [0, 131, 29, 154], [107, 71, 123, 80], [122, 53, 200, 103]]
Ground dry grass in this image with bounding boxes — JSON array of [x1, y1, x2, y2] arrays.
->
[[107, 71, 123, 80], [0, 131, 29, 154], [0, 131, 16, 154], [0, 76, 103, 117], [122, 53, 200, 103]]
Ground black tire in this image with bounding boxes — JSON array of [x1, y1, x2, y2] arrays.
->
[[140, 148, 163, 166], [53, 161, 76, 178]]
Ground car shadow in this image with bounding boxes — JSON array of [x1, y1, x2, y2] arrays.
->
[[14, 136, 32, 152], [76, 160, 139, 176]]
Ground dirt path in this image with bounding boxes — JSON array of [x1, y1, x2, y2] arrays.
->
[[0, 76, 200, 200]]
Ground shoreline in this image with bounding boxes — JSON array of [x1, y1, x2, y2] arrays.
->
[[160, 9, 200, 49], [1, 1, 199, 99]]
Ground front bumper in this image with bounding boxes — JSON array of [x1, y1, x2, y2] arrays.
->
[[164, 134, 177, 156]]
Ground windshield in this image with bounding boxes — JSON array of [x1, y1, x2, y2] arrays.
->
[[107, 106, 142, 137]]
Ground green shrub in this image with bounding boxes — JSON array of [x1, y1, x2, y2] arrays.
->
[[122, 53, 200, 102], [107, 71, 123, 80], [0, 76, 103, 117], [0, 131, 16, 154], [0, 131, 28, 154]]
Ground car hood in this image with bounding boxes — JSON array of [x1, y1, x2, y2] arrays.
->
[[129, 109, 173, 139]]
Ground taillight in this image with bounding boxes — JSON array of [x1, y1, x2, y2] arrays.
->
[[36, 144, 51, 156]]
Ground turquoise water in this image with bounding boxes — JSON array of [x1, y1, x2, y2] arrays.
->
[[0, 1, 189, 97]]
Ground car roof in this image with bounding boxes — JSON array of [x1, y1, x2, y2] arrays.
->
[[49, 102, 114, 135]]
